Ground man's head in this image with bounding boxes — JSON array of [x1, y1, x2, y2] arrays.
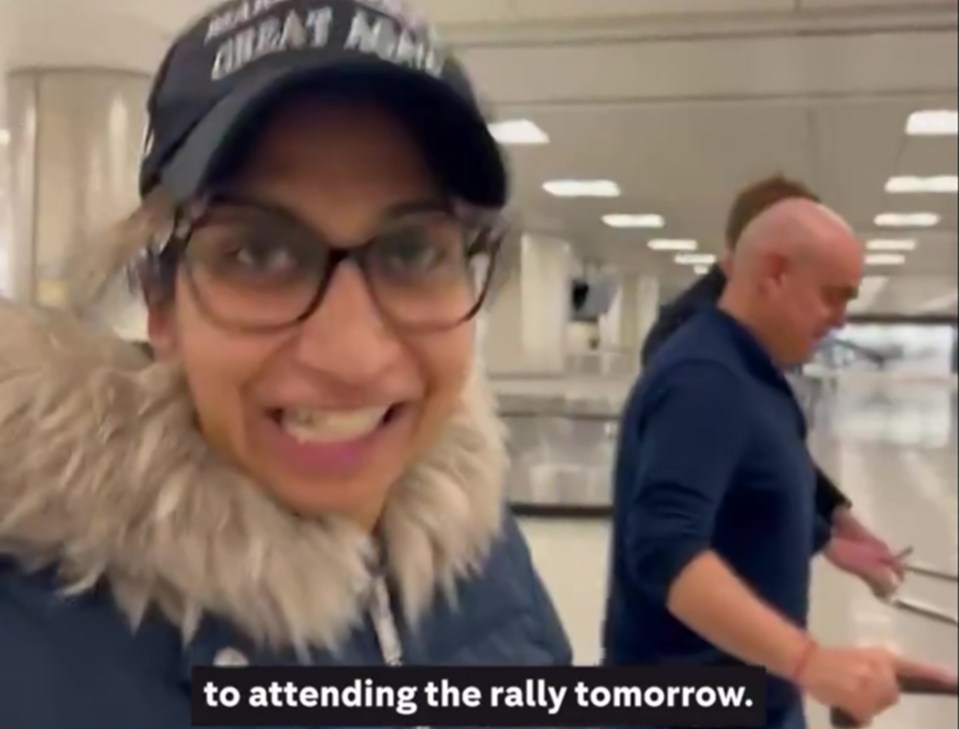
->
[[721, 198, 864, 366], [725, 175, 821, 253]]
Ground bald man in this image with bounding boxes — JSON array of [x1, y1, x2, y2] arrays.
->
[[602, 199, 955, 728], [643, 176, 903, 600]]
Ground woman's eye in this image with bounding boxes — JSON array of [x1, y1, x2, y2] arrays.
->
[[234, 242, 292, 270], [383, 234, 444, 270], [217, 232, 300, 275]]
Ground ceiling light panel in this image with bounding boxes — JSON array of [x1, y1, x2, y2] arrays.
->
[[488, 119, 549, 146], [544, 180, 621, 198], [866, 239, 917, 252], [675, 253, 717, 266], [603, 214, 665, 229], [648, 239, 698, 251], [885, 175, 958, 194], [0, 130, 9, 145], [906, 110, 958, 137], [874, 212, 940, 228], [866, 253, 907, 266]]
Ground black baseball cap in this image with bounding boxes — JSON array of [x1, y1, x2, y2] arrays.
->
[[139, 0, 507, 208]]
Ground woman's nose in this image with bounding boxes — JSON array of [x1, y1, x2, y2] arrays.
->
[[289, 262, 404, 384]]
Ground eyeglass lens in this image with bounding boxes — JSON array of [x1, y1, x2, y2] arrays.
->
[[181, 199, 497, 331]]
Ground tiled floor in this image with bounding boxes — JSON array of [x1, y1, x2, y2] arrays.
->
[[512, 374, 958, 729]]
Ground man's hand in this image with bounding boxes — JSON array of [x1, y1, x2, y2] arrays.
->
[[827, 507, 906, 595], [825, 537, 905, 597], [798, 645, 901, 725], [798, 646, 959, 726], [832, 507, 892, 553]]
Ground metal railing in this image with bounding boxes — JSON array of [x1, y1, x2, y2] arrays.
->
[[831, 555, 958, 727], [831, 676, 957, 727]]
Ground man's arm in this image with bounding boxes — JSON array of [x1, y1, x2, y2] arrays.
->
[[816, 466, 902, 556], [668, 553, 812, 679], [623, 363, 813, 680], [814, 465, 851, 522]]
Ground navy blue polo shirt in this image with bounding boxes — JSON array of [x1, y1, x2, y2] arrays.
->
[[602, 306, 830, 715]]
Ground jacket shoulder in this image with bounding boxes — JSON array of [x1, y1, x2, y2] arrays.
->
[[0, 559, 189, 729], [495, 511, 573, 662], [641, 268, 726, 365]]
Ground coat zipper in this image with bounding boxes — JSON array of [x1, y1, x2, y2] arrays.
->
[[368, 572, 431, 729], [369, 574, 403, 667]]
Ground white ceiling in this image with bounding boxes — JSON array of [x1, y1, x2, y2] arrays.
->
[[0, 0, 956, 315]]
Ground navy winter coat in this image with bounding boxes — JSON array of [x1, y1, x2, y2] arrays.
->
[[0, 300, 571, 729]]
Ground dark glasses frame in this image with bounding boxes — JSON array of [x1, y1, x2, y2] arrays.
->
[[147, 191, 507, 334]]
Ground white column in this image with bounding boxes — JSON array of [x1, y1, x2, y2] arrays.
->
[[616, 274, 661, 354], [480, 265, 524, 372], [4, 68, 149, 337], [597, 283, 624, 349], [482, 233, 573, 374], [0, 135, 12, 297], [520, 233, 572, 372]]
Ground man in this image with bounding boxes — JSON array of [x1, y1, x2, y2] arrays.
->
[[642, 175, 903, 596], [603, 199, 956, 728]]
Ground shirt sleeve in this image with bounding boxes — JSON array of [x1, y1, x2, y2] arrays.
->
[[814, 466, 852, 519], [623, 363, 750, 603], [812, 514, 833, 554]]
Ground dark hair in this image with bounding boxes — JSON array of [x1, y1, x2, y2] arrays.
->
[[725, 174, 820, 249]]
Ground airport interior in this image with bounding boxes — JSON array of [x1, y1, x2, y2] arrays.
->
[[0, 1, 957, 728]]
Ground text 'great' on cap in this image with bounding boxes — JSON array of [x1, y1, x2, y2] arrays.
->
[[139, 0, 508, 208]]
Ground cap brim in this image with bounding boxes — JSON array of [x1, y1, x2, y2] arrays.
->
[[159, 59, 507, 208]]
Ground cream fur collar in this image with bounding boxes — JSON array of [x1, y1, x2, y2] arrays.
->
[[0, 299, 507, 654]]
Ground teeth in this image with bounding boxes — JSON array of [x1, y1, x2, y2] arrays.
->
[[281, 407, 389, 443]]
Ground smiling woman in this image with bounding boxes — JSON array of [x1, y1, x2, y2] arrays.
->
[[0, 0, 571, 726]]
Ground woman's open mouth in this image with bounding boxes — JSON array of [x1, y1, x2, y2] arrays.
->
[[275, 405, 396, 443], [261, 405, 405, 474]]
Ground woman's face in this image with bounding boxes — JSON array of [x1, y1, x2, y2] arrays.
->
[[148, 98, 475, 529]]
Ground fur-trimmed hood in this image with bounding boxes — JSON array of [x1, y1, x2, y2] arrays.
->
[[0, 298, 508, 655]]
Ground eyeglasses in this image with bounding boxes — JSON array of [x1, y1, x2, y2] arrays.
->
[[156, 192, 504, 333]]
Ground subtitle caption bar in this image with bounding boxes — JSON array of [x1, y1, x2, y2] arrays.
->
[[191, 665, 766, 727]]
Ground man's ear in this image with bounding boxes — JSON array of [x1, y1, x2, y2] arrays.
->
[[720, 239, 736, 274], [763, 252, 791, 290], [146, 301, 178, 359]]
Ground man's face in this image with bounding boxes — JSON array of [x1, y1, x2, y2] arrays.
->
[[768, 244, 864, 365]]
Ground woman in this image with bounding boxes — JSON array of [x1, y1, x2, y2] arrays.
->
[[0, 1, 571, 726]]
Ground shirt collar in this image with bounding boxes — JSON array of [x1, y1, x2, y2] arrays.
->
[[710, 306, 802, 385]]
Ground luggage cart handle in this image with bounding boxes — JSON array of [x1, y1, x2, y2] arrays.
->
[[889, 596, 959, 627], [904, 562, 959, 583], [830, 676, 959, 727], [887, 548, 957, 584]]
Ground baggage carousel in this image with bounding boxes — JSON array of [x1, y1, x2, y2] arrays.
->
[[496, 373, 821, 518], [497, 389, 623, 518]]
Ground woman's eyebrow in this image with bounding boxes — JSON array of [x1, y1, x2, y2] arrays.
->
[[211, 191, 450, 221], [380, 198, 452, 219]]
